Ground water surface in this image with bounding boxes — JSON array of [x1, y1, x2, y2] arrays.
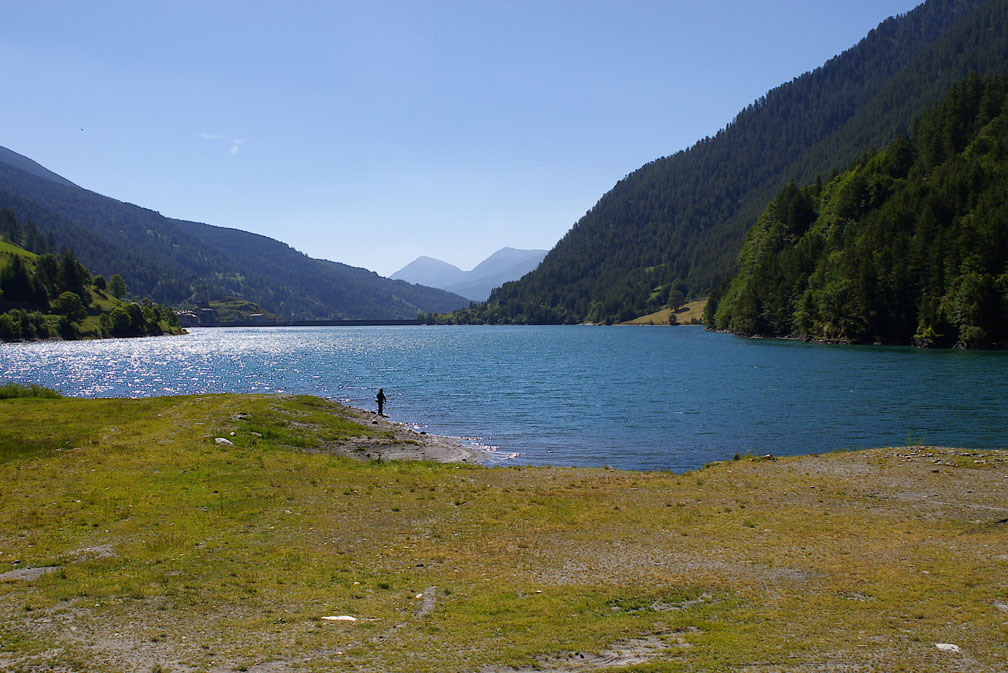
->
[[2, 325, 1005, 471]]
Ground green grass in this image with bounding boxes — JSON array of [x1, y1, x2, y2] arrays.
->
[[0, 240, 38, 258], [622, 298, 708, 326], [1, 394, 1006, 672], [197, 297, 280, 324], [0, 382, 62, 400]]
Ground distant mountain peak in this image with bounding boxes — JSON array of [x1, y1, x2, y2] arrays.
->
[[390, 256, 466, 289], [392, 247, 547, 301]]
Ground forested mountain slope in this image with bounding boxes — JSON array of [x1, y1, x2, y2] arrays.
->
[[0, 148, 468, 320], [708, 75, 1008, 348], [0, 146, 77, 189], [461, 0, 1008, 324]]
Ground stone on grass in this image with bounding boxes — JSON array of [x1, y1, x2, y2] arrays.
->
[[0, 566, 59, 582]]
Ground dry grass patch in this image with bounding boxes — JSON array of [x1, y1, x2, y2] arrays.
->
[[621, 298, 708, 326]]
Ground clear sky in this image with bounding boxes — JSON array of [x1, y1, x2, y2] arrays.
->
[[1, 1, 923, 277]]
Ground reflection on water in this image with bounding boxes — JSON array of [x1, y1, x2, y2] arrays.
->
[[2, 326, 1006, 471]]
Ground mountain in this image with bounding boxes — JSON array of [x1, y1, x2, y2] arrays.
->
[[391, 256, 467, 291], [0, 146, 78, 189], [443, 248, 547, 301], [393, 247, 547, 301], [0, 149, 470, 320], [708, 75, 1008, 348], [456, 0, 1008, 324]]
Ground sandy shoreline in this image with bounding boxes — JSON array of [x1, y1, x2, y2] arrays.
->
[[335, 403, 488, 464]]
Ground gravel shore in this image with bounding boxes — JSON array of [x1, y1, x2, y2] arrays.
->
[[334, 404, 488, 464]]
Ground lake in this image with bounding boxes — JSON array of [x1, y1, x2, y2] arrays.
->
[[2, 325, 1006, 471]]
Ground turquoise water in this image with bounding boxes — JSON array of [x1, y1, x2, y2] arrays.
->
[[2, 325, 1006, 471]]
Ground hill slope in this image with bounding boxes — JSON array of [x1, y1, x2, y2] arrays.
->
[[464, 0, 1008, 324], [0, 152, 469, 320], [709, 75, 1008, 348], [0, 232, 182, 341], [0, 146, 77, 189]]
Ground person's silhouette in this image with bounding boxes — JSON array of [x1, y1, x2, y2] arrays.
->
[[376, 388, 386, 416]]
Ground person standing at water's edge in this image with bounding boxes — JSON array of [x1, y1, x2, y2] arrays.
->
[[376, 388, 386, 416]]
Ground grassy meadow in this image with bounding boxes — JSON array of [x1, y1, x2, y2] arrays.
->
[[1, 391, 1006, 672], [622, 299, 707, 326]]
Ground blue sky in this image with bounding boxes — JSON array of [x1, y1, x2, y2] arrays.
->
[[1, 1, 922, 276]]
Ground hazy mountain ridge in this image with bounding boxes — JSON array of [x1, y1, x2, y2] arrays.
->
[[393, 247, 547, 301], [0, 146, 78, 189], [456, 0, 1008, 324], [0, 150, 470, 320], [391, 256, 467, 290]]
